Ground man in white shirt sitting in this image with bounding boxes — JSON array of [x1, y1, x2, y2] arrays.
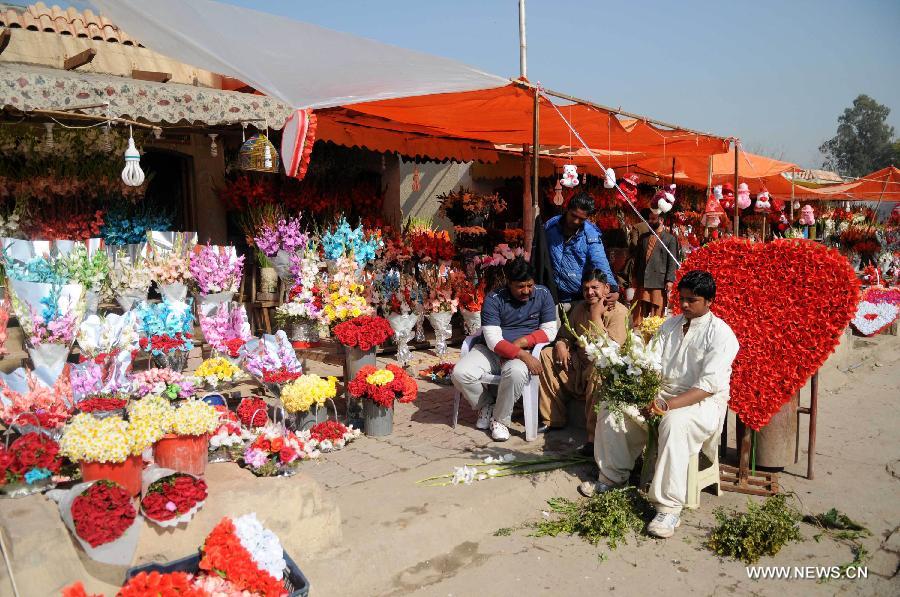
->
[[578, 270, 739, 539]]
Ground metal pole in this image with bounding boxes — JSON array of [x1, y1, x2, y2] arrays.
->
[[807, 372, 818, 480], [733, 142, 740, 236], [790, 175, 795, 221], [518, 0, 527, 79]]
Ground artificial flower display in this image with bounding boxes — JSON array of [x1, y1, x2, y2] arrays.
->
[[70, 480, 137, 547], [0, 299, 9, 357], [170, 400, 221, 437], [236, 398, 269, 432], [321, 216, 383, 266], [419, 363, 455, 385], [135, 298, 194, 356], [851, 286, 900, 336], [127, 395, 174, 444], [4, 256, 68, 284], [280, 374, 337, 414], [132, 368, 195, 400], [76, 312, 140, 357], [209, 406, 251, 461], [332, 315, 394, 351], [408, 228, 455, 263], [253, 216, 307, 258], [24, 288, 79, 347], [275, 286, 323, 325], [198, 302, 251, 358], [193, 357, 241, 389], [0, 432, 62, 487], [189, 243, 245, 295], [117, 571, 207, 597], [242, 424, 319, 477], [141, 472, 208, 524], [243, 331, 303, 381], [101, 206, 173, 246], [307, 420, 361, 453], [147, 249, 191, 286], [75, 394, 128, 414], [348, 364, 418, 408], [438, 188, 506, 223], [108, 253, 152, 294], [376, 270, 421, 315], [60, 413, 159, 463], [451, 271, 485, 313], [59, 244, 110, 293], [673, 238, 860, 430], [0, 372, 71, 429], [419, 264, 458, 314], [199, 513, 288, 596]]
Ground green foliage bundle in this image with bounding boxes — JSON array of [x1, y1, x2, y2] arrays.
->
[[707, 494, 802, 564]]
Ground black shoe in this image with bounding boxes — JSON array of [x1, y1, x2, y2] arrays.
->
[[577, 442, 594, 457], [537, 424, 561, 434]]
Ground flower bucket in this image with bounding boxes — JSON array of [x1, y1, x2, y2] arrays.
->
[[363, 400, 393, 437], [159, 282, 188, 302], [84, 290, 101, 315], [258, 267, 279, 294], [80, 454, 143, 496], [387, 312, 416, 367], [152, 350, 189, 373], [154, 434, 209, 476], [290, 319, 320, 349], [343, 346, 376, 427], [27, 343, 70, 371], [285, 400, 333, 433], [116, 289, 147, 311], [461, 309, 482, 336]]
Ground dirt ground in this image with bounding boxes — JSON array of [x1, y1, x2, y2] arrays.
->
[[301, 333, 900, 597]]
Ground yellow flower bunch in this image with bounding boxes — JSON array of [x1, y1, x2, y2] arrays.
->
[[281, 374, 338, 413], [60, 413, 152, 463], [638, 315, 667, 340], [322, 280, 372, 324], [170, 399, 221, 436], [128, 394, 175, 440], [194, 357, 240, 386], [366, 369, 395, 386]]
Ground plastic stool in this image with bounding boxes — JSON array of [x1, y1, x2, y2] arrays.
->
[[685, 450, 720, 509]]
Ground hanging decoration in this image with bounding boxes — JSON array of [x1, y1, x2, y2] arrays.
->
[[792, 200, 801, 210], [603, 167, 616, 189], [560, 164, 579, 188], [239, 133, 280, 173], [799, 205, 816, 226], [737, 183, 752, 210], [43, 122, 55, 149], [412, 165, 421, 192], [701, 194, 725, 228], [280, 108, 317, 180], [121, 127, 145, 187], [649, 189, 674, 214], [552, 180, 564, 206], [754, 189, 771, 213], [719, 183, 735, 211], [619, 174, 639, 203], [208, 133, 218, 158]]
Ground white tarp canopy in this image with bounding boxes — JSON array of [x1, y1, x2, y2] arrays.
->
[[92, 0, 509, 110]]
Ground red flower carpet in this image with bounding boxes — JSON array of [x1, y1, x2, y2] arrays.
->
[[673, 238, 859, 430]]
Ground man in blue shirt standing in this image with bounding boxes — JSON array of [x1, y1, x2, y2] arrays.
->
[[545, 193, 619, 308], [451, 258, 558, 441]]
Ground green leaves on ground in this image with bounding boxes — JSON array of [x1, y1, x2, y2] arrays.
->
[[804, 508, 871, 579], [707, 494, 802, 564], [532, 488, 654, 551]]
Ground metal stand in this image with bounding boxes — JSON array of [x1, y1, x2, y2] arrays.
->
[[795, 372, 819, 480]]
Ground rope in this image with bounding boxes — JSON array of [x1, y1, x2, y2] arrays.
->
[[539, 87, 682, 267]]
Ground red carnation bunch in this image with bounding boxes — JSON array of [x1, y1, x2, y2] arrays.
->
[[672, 238, 859, 430], [141, 473, 208, 522], [71, 481, 137, 547], [200, 517, 287, 596], [0, 432, 63, 485], [237, 397, 269, 428], [140, 333, 191, 354], [262, 367, 303, 384], [332, 315, 394, 351], [118, 571, 207, 597], [348, 364, 418, 408], [310, 420, 350, 443], [76, 395, 128, 413], [409, 229, 456, 262], [223, 337, 246, 358]]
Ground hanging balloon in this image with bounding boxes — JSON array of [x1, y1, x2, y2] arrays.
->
[[604, 167, 616, 189]]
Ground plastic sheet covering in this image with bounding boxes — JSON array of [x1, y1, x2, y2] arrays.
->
[[92, 0, 508, 110]]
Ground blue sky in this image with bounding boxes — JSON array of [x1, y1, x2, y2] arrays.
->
[[85, 0, 900, 168]]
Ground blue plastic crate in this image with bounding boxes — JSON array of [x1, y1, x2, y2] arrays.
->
[[126, 551, 310, 596]]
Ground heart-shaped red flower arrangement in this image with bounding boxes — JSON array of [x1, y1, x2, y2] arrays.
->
[[672, 238, 859, 430]]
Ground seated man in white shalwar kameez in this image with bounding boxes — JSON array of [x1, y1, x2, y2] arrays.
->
[[578, 270, 739, 539]]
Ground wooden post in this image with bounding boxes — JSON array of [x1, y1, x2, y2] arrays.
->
[[671, 157, 676, 186], [790, 176, 795, 221], [530, 86, 540, 250], [733, 142, 740, 236], [523, 144, 533, 253]]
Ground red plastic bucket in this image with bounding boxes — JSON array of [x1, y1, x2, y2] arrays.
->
[[153, 434, 209, 476], [80, 454, 143, 496]]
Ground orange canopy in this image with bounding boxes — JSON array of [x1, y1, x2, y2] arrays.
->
[[323, 83, 729, 161], [800, 166, 900, 201]]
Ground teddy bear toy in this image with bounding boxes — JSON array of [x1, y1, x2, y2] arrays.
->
[[560, 164, 580, 188]]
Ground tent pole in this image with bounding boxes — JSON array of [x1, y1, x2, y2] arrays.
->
[[530, 86, 540, 251], [518, 0, 527, 79], [790, 176, 795, 221], [734, 141, 740, 237], [671, 157, 676, 186]]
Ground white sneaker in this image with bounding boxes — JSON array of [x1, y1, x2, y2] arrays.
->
[[647, 511, 681, 538], [490, 420, 510, 441], [476, 405, 493, 430]]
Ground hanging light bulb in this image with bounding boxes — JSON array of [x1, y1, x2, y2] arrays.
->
[[43, 122, 55, 149], [208, 133, 218, 157], [121, 126, 145, 187]]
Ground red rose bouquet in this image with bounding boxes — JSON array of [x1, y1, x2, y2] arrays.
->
[[237, 397, 269, 428], [348, 364, 418, 408], [200, 514, 289, 596], [242, 424, 319, 477], [0, 432, 62, 490], [70, 480, 137, 547], [332, 315, 394, 351], [141, 472, 208, 527], [261, 367, 303, 384], [76, 394, 128, 414], [307, 420, 361, 452], [118, 571, 208, 597]]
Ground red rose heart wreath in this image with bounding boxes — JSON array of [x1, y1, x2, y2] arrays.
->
[[672, 238, 859, 430]]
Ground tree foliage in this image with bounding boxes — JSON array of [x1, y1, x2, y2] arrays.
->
[[820, 95, 899, 177]]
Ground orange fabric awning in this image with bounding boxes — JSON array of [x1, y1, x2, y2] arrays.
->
[[800, 166, 900, 201], [329, 83, 729, 160]]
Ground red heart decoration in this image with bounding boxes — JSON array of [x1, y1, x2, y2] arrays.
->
[[672, 238, 859, 430]]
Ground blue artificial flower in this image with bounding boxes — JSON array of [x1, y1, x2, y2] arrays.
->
[[25, 468, 51, 485]]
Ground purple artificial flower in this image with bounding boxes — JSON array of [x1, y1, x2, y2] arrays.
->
[[244, 447, 269, 468]]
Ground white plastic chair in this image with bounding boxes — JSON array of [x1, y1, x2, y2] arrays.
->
[[451, 334, 548, 441]]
